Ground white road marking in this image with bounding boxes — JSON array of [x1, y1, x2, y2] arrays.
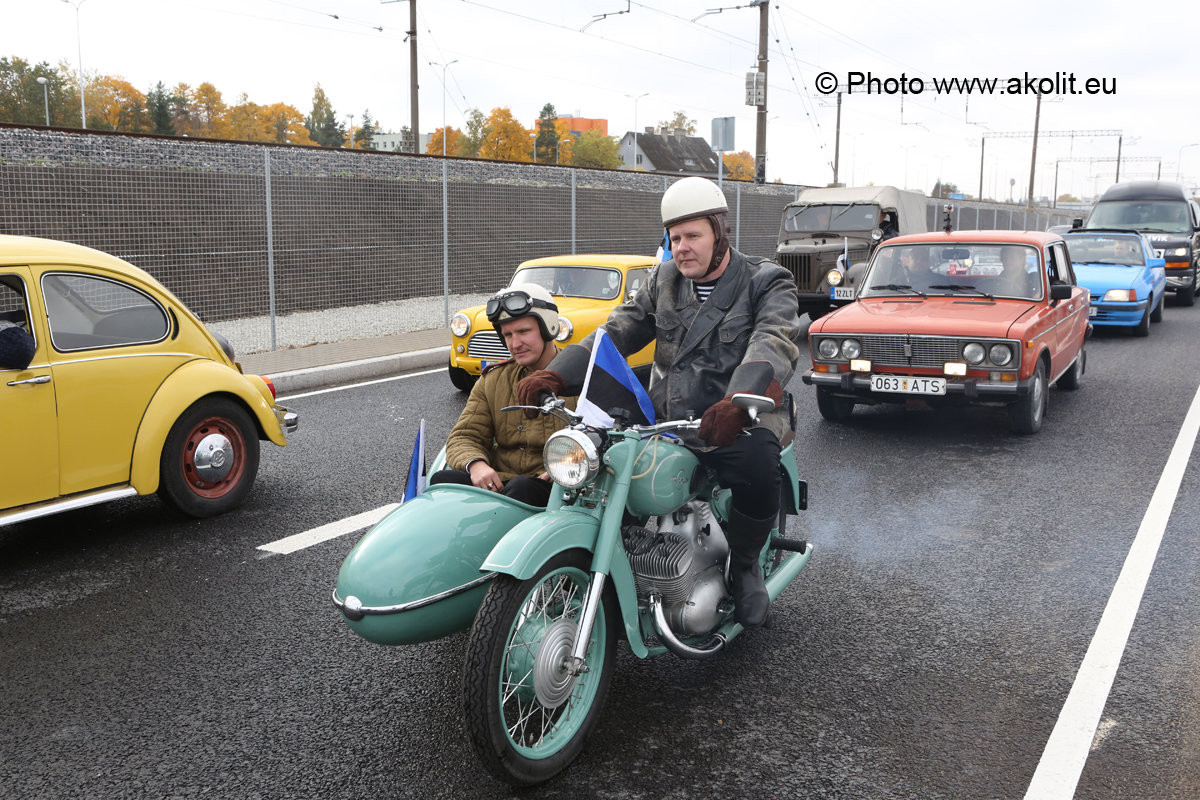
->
[[279, 367, 443, 400], [1024, 383, 1200, 799], [257, 504, 399, 555]]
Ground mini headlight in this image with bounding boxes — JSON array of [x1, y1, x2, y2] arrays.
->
[[817, 338, 840, 359], [543, 430, 600, 489], [1102, 289, 1134, 302], [450, 313, 471, 338], [841, 339, 862, 360], [555, 316, 573, 342], [826, 269, 844, 286], [963, 342, 986, 365], [989, 344, 1013, 366]]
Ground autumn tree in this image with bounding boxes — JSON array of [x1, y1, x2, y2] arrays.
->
[[193, 83, 229, 138], [722, 151, 754, 181], [0, 57, 72, 126], [353, 109, 380, 149], [87, 76, 147, 131], [478, 107, 531, 162], [657, 110, 696, 135], [459, 108, 487, 157], [146, 81, 174, 135], [553, 119, 575, 164], [427, 125, 464, 156], [167, 83, 199, 136], [306, 84, 344, 148], [570, 128, 621, 169], [534, 102, 559, 164]]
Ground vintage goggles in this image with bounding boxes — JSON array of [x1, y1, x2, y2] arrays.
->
[[485, 289, 555, 322]]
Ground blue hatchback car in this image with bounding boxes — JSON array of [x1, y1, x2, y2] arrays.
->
[[1062, 230, 1166, 336]]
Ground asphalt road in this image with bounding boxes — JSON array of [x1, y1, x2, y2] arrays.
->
[[3, 301, 1199, 800]]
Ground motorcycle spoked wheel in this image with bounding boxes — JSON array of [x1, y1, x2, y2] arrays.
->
[[462, 549, 617, 787]]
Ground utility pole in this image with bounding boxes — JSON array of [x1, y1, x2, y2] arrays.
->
[[1026, 93, 1041, 208], [753, 0, 768, 184], [382, 0, 419, 153], [832, 92, 842, 186]]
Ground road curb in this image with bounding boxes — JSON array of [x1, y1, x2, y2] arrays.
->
[[269, 346, 448, 394]]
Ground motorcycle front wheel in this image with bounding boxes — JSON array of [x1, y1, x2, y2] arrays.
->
[[463, 549, 616, 787]]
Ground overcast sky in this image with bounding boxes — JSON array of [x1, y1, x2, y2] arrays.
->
[[6, 0, 1199, 201]]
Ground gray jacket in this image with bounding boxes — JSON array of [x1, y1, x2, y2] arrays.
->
[[551, 248, 803, 445]]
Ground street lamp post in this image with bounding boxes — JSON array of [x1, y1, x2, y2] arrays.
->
[[625, 92, 648, 170], [1176, 143, 1199, 182], [36, 77, 50, 126], [347, 114, 355, 148], [430, 59, 458, 157], [62, 0, 88, 129]]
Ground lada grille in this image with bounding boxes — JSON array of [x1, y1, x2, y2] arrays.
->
[[859, 334, 972, 368], [467, 331, 510, 360], [778, 247, 868, 291]]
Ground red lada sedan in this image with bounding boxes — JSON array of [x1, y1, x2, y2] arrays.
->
[[802, 230, 1090, 434]]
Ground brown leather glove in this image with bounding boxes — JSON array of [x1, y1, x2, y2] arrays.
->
[[698, 399, 748, 448], [698, 380, 784, 448], [515, 369, 566, 419]]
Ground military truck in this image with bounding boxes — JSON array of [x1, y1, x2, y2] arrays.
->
[[775, 185, 931, 319]]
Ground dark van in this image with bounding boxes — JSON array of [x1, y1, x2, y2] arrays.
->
[[1083, 181, 1200, 305]]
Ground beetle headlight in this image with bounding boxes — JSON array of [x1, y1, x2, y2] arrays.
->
[[543, 430, 600, 488], [817, 338, 840, 360], [963, 342, 986, 365], [826, 269, 844, 286], [989, 344, 1013, 366], [841, 339, 862, 360], [555, 315, 573, 342], [450, 313, 471, 338]]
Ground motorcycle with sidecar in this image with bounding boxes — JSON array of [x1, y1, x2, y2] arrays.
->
[[332, 393, 813, 786]]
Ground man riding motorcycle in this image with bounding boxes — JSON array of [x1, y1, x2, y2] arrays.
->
[[517, 176, 803, 627]]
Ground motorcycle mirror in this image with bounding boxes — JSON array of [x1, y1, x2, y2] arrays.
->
[[731, 393, 776, 423]]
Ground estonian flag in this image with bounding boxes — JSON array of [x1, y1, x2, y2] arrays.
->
[[576, 328, 656, 428], [402, 419, 427, 502], [655, 230, 672, 264]]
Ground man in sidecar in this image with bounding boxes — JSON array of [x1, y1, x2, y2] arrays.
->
[[517, 176, 803, 628], [429, 283, 575, 507]]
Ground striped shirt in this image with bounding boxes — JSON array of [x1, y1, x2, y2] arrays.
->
[[693, 277, 721, 303]]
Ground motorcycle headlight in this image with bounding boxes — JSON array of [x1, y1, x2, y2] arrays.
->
[[963, 342, 986, 365], [989, 344, 1013, 366], [841, 339, 862, 360], [817, 338, 840, 360], [450, 313, 471, 338], [826, 268, 844, 286], [555, 315, 573, 342], [543, 430, 600, 489]]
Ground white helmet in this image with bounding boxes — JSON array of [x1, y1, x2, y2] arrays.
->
[[486, 282, 560, 341], [661, 176, 729, 228]]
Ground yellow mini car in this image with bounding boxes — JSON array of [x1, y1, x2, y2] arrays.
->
[[447, 254, 657, 392], [0, 235, 298, 526]]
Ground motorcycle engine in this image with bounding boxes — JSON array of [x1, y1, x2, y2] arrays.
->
[[623, 501, 730, 637]]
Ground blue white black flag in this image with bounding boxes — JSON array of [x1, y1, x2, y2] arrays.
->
[[402, 419, 427, 502], [576, 328, 655, 428], [655, 230, 672, 264]]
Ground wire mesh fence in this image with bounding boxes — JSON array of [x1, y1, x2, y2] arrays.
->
[[0, 126, 802, 355]]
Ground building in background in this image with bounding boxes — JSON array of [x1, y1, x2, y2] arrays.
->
[[618, 128, 727, 177]]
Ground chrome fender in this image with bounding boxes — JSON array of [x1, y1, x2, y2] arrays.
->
[[481, 509, 650, 658]]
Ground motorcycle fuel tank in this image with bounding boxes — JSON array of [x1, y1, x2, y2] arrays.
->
[[624, 436, 702, 517], [333, 484, 541, 645]]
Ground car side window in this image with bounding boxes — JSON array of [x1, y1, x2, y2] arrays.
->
[[0, 275, 29, 328], [1046, 244, 1074, 286], [625, 268, 650, 301], [41, 272, 169, 351]]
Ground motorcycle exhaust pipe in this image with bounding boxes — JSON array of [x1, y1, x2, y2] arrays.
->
[[648, 594, 727, 660]]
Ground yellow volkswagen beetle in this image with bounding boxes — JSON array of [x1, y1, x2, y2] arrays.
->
[[447, 254, 657, 392], [0, 236, 297, 526]]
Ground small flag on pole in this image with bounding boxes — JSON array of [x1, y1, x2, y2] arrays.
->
[[655, 231, 672, 264], [403, 419, 427, 502], [576, 328, 655, 428]]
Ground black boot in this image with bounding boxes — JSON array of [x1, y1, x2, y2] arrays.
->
[[726, 506, 775, 628]]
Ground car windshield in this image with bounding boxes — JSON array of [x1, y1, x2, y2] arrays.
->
[[782, 203, 880, 234], [861, 243, 1044, 301], [1086, 200, 1192, 234], [1062, 234, 1145, 266], [513, 266, 623, 300]]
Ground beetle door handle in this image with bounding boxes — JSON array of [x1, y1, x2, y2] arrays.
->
[[6, 375, 51, 386]]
